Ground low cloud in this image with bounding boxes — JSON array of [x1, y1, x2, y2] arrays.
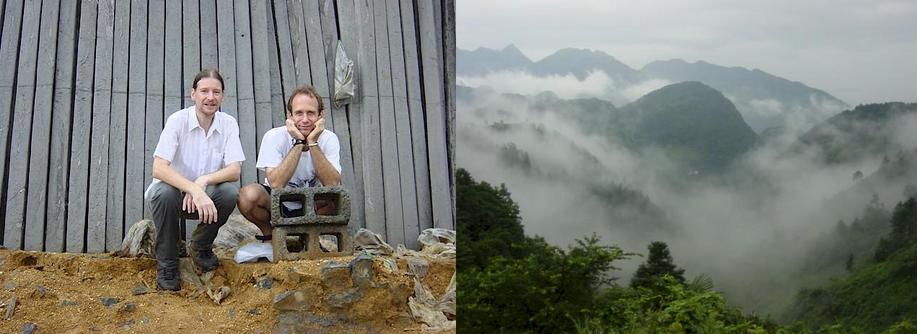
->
[[458, 86, 910, 315]]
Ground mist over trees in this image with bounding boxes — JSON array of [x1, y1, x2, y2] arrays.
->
[[457, 45, 917, 330]]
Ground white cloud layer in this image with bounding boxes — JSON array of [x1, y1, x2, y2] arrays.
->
[[458, 0, 917, 105]]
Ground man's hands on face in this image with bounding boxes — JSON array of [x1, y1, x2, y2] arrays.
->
[[286, 119, 305, 141], [182, 175, 219, 224], [307, 116, 325, 144]]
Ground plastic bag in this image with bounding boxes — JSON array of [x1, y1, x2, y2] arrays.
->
[[234, 242, 274, 263], [333, 40, 354, 108]]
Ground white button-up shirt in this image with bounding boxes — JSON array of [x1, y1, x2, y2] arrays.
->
[[145, 106, 245, 197]]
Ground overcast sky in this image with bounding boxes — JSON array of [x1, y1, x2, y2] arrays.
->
[[457, 0, 917, 106]]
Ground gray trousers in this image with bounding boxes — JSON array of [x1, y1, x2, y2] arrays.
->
[[146, 181, 239, 267]]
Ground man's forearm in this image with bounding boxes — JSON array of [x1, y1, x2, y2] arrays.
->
[[152, 157, 203, 195], [266, 146, 304, 188], [309, 146, 341, 186], [201, 162, 241, 185]]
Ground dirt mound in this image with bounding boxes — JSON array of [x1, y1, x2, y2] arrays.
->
[[0, 248, 454, 333]]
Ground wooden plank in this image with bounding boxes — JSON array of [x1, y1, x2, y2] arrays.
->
[[372, 0, 403, 245], [199, 0, 218, 68], [66, 0, 98, 253], [163, 0, 182, 114], [0, 0, 24, 244], [234, 0, 257, 186], [354, 0, 385, 236], [335, 0, 365, 229], [216, 0, 237, 120], [106, 0, 130, 249], [140, 0, 165, 249], [443, 0, 456, 228], [400, 0, 432, 233], [386, 0, 420, 248], [266, 0, 286, 128], [251, 0, 274, 184], [0, 0, 5, 34], [182, 0, 200, 107], [46, 0, 79, 252], [24, 0, 61, 251], [87, 0, 115, 253], [123, 0, 147, 248], [416, 0, 454, 229], [319, 0, 358, 230], [160, 0, 185, 236], [271, 0, 296, 108], [301, 0, 333, 131], [4, 0, 44, 250], [286, 0, 312, 86]]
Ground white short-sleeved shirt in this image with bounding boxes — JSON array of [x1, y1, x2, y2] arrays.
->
[[145, 106, 245, 197], [256, 127, 342, 188]]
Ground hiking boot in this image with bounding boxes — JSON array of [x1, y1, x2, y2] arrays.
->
[[157, 264, 181, 291], [190, 246, 219, 273]]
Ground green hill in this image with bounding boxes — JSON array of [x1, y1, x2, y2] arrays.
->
[[796, 102, 917, 164], [618, 81, 759, 173], [787, 197, 917, 332]]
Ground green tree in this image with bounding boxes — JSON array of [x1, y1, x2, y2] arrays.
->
[[874, 198, 917, 262], [456, 168, 525, 269], [631, 241, 686, 288]]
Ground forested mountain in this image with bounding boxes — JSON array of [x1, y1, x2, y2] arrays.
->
[[458, 46, 849, 131], [456, 44, 533, 76], [795, 102, 917, 164], [787, 197, 917, 332], [530, 48, 643, 82], [617, 81, 759, 172]]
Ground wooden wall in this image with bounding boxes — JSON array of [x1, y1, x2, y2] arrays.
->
[[0, 0, 456, 252]]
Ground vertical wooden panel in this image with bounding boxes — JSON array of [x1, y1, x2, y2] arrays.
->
[[287, 0, 312, 87], [182, 0, 200, 106], [163, 0, 182, 114], [123, 0, 147, 246], [139, 0, 165, 249], [24, 0, 61, 251], [271, 0, 296, 109], [373, 0, 403, 245], [199, 0, 218, 68], [443, 0, 456, 224], [107, 0, 129, 246], [301, 0, 333, 131], [216, 0, 238, 120], [266, 0, 286, 128], [354, 0, 385, 236], [87, 0, 114, 253], [386, 0, 420, 248], [319, 0, 358, 230], [0, 0, 24, 244], [400, 0, 432, 234], [46, 0, 79, 252], [251, 0, 274, 185], [335, 0, 365, 229], [66, 0, 98, 253], [4, 0, 44, 249], [416, 0, 454, 229], [234, 0, 257, 186]]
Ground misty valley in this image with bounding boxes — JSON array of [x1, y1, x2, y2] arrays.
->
[[457, 46, 917, 333]]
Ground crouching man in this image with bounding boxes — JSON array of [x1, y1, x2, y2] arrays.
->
[[146, 69, 245, 291], [237, 85, 342, 245]]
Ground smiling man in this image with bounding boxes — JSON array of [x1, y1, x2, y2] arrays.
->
[[237, 85, 342, 246], [146, 69, 245, 291]]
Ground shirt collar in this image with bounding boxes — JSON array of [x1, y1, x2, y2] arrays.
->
[[186, 106, 223, 135]]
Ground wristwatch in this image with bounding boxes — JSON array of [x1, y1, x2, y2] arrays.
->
[[292, 139, 307, 147]]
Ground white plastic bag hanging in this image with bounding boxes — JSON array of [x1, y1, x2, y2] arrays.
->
[[333, 40, 354, 108]]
